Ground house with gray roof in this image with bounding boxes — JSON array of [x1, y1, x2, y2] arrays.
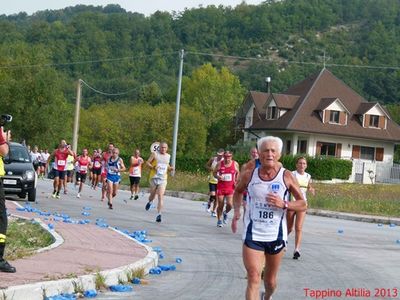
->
[[236, 68, 400, 183]]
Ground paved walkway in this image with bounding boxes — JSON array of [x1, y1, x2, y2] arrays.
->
[[1, 201, 149, 289]]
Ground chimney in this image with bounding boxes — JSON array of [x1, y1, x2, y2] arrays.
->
[[265, 77, 271, 93]]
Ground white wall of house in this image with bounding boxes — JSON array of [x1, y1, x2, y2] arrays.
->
[[243, 103, 255, 141], [326, 101, 343, 111], [367, 106, 384, 116]]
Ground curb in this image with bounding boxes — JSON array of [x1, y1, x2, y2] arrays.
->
[[307, 209, 400, 225], [2, 206, 158, 300]]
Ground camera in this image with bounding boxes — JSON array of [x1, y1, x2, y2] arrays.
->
[[0, 114, 12, 127]]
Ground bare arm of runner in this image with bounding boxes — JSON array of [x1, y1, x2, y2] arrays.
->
[[266, 170, 307, 211], [212, 162, 222, 181], [146, 153, 156, 169], [231, 168, 252, 233], [118, 158, 126, 172]]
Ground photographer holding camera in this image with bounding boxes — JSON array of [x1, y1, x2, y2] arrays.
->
[[0, 115, 16, 273]]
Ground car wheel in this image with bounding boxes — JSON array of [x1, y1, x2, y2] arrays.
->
[[28, 188, 36, 202]]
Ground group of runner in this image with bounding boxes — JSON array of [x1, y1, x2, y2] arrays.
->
[[44, 139, 173, 222], [28, 146, 50, 178]]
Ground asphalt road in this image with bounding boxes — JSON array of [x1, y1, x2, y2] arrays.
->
[[16, 179, 400, 300]]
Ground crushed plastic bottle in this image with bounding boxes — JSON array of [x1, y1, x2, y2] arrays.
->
[[396, 239, 400, 244], [337, 229, 344, 234], [83, 206, 92, 210], [377, 223, 383, 227], [81, 211, 91, 216], [389, 223, 396, 227], [159, 264, 176, 271], [48, 223, 55, 230], [45, 293, 76, 300], [109, 284, 133, 292], [149, 267, 162, 275], [175, 258, 183, 263], [132, 277, 141, 284], [83, 290, 97, 298]]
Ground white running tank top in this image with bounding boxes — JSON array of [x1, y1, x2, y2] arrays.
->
[[243, 167, 289, 242]]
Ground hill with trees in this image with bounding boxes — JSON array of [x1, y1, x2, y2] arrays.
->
[[0, 0, 399, 157]]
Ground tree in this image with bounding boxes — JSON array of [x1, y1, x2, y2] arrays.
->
[[182, 63, 245, 148], [78, 102, 207, 156], [0, 42, 72, 148]]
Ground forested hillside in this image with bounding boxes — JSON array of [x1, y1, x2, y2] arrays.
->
[[0, 0, 399, 155]]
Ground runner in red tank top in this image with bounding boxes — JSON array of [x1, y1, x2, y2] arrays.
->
[[47, 139, 75, 199], [75, 148, 92, 198], [213, 151, 239, 227]]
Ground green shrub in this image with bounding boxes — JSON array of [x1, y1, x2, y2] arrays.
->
[[281, 155, 352, 180]]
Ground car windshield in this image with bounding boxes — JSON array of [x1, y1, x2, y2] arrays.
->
[[4, 146, 31, 163]]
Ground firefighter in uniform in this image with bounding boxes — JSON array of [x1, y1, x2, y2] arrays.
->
[[0, 126, 16, 272]]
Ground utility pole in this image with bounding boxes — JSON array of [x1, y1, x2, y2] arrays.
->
[[72, 79, 82, 153], [171, 49, 184, 175]]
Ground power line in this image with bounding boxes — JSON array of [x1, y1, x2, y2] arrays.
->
[[80, 79, 141, 96], [187, 51, 400, 70], [0, 51, 177, 70], [0, 49, 398, 71]]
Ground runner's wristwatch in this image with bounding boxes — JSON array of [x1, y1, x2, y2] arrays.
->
[[283, 201, 288, 210]]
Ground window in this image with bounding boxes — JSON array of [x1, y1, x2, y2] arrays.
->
[[360, 146, 374, 160], [286, 140, 291, 155], [320, 143, 336, 156], [267, 106, 278, 120], [369, 115, 379, 128], [297, 140, 307, 154], [316, 142, 341, 157], [329, 110, 340, 123]]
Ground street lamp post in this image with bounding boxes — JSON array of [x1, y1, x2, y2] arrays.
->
[[171, 49, 184, 175], [72, 79, 82, 153]]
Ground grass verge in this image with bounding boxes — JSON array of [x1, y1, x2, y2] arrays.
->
[[308, 183, 400, 217], [5, 218, 54, 261]]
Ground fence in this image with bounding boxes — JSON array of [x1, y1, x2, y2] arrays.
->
[[375, 163, 400, 184]]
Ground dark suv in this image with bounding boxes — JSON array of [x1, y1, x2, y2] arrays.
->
[[2, 142, 37, 202]]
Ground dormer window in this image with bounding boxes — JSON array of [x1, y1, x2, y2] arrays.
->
[[329, 110, 340, 123], [369, 115, 379, 128], [267, 106, 279, 120]]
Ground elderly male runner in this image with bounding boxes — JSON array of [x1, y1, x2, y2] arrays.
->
[[232, 136, 306, 300], [145, 142, 173, 223]]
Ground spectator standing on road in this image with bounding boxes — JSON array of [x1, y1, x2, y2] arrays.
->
[[231, 136, 306, 300], [105, 147, 125, 209], [145, 142, 173, 223], [128, 149, 144, 200], [205, 148, 224, 217], [0, 126, 16, 273], [287, 156, 315, 260], [213, 151, 240, 228]]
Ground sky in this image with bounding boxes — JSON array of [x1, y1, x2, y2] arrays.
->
[[1, 0, 264, 16]]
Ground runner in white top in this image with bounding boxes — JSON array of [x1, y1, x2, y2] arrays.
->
[[39, 149, 50, 178], [287, 156, 315, 260], [145, 142, 174, 223], [30, 146, 41, 174], [231, 136, 306, 300]]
